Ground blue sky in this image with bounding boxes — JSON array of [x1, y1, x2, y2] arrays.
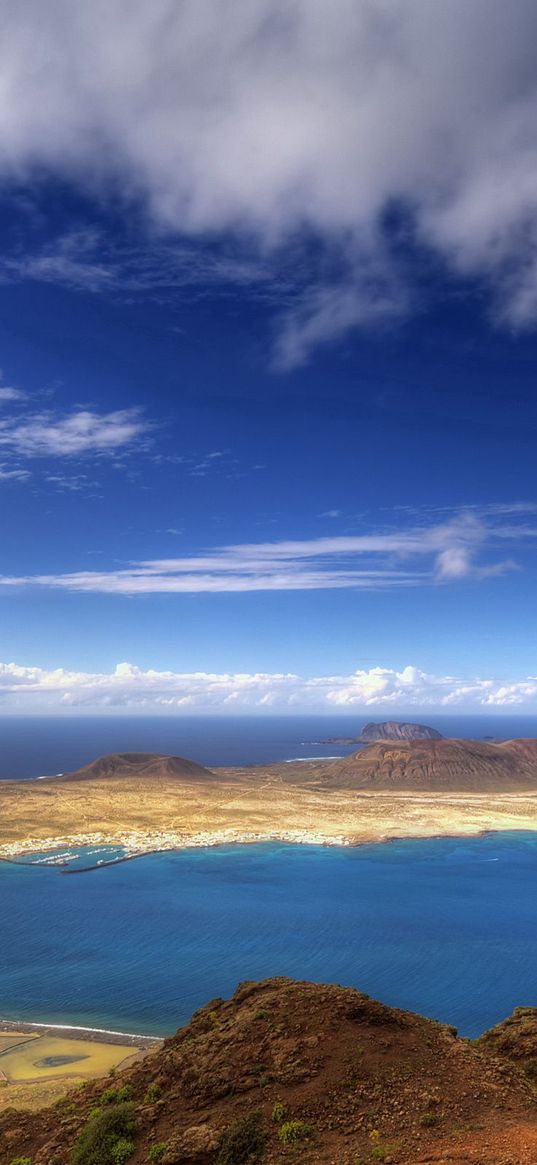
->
[[1, 1, 537, 713]]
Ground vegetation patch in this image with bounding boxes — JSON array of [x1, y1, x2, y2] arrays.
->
[[144, 1082, 162, 1103], [147, 1144, 167, 1162], [71, 1100, 136, 1165], [278, 1120, 313, 1144]]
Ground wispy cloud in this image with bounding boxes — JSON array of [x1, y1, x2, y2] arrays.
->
[[0, 406, 149, 458], [0, 229, 275, 300], [0, 387, 25, 404], [0, 658, 536, 712], [0, 512, 531, 595], [0, 465, 31, 481]]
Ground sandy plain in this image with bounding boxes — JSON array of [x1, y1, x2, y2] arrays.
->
[[0, 1026, 158, 1112], [2, 765, 537, 859]]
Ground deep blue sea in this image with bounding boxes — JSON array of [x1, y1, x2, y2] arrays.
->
[[1, 833, 537, 1040], [1, 713, 537, 779]]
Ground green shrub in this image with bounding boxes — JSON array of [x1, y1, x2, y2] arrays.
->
[[71, 1101, 136, 1165], [144, 1082, 162, 1103], [110, 1139, 134, 1164], [216, 1109, 267, 1164], [148, 1145, 166, 1162], [9, 1158, 32, 1165], [278, 1120, 312, 1144], [420, 1112, 438, 1128], [101, 1088, 120, 1105], [525, 1059, 537, 1078], [253, 1009, 269, 1021], [98, 1084, 132, 1106], [116, 1086, 133, 1102], [271, 1101, 288, 1124]]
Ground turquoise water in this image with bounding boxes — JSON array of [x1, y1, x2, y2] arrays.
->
[[1, 833, 537, 1038]]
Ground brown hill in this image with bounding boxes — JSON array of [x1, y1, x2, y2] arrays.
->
[[315, 737, 537, 791], [2, 978, 537, 1165], [50, 752, 214, 783]]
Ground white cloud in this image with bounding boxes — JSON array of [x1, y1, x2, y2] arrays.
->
[[0, 3, 535, 361], [0, 387, 24, 404], [0, 657, 536, 713], [0, 511, 532, 594], [0, 465, 31, 481], [0, 407, 148, 457]]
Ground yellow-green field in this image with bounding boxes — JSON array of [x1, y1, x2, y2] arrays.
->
[[0, 1033, 139, 1083], [0, 1033, 39, 1055]]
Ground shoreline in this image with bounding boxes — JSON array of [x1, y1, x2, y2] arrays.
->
[[0, 1018, 163, 1046], [1, 820, 537, 872]]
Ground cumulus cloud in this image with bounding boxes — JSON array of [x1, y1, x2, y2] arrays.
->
[[0, 511, 532, 593], [0, 2, 536, 362], [0, 657, 536, 712], [0, 407, 148, 457]]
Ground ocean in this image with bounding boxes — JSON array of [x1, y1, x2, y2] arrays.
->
[[1, 833, 537, 1040], [1, 712, 537, 779], [2, 715, 537, 1042]]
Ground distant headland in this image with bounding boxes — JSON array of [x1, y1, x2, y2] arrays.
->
[[315, 718, 444, 745]]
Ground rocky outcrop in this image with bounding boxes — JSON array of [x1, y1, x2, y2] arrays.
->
[[360, 720, 444, 741], [2, 977, 537, 1165], [479, 1006, 537, 1074]]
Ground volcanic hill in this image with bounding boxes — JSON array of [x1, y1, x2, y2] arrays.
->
[[360, 719, 444, 741], [312, 737, 537, 791], [50, 752, 215, 783], [318, 718, 444, 746], [3, 978, 537, 1165]]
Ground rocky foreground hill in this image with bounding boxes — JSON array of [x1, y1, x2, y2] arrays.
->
[[2, 978, 537, 1165]]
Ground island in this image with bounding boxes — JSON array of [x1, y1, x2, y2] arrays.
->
[[1, 738, 537, 865], [314, 718, 444, 745]]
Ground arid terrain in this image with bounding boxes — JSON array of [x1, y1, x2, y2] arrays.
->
[[2, 740, 537, 859], [3, 977, 537, 1165], [0, 1025, 158, 1115]]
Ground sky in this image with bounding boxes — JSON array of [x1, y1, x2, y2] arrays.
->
[[1, 0, 537, 714]]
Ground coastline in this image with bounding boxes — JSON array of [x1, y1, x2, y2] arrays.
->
[[2, 816, 537, 871], [0, 1018, 162, 1046]]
